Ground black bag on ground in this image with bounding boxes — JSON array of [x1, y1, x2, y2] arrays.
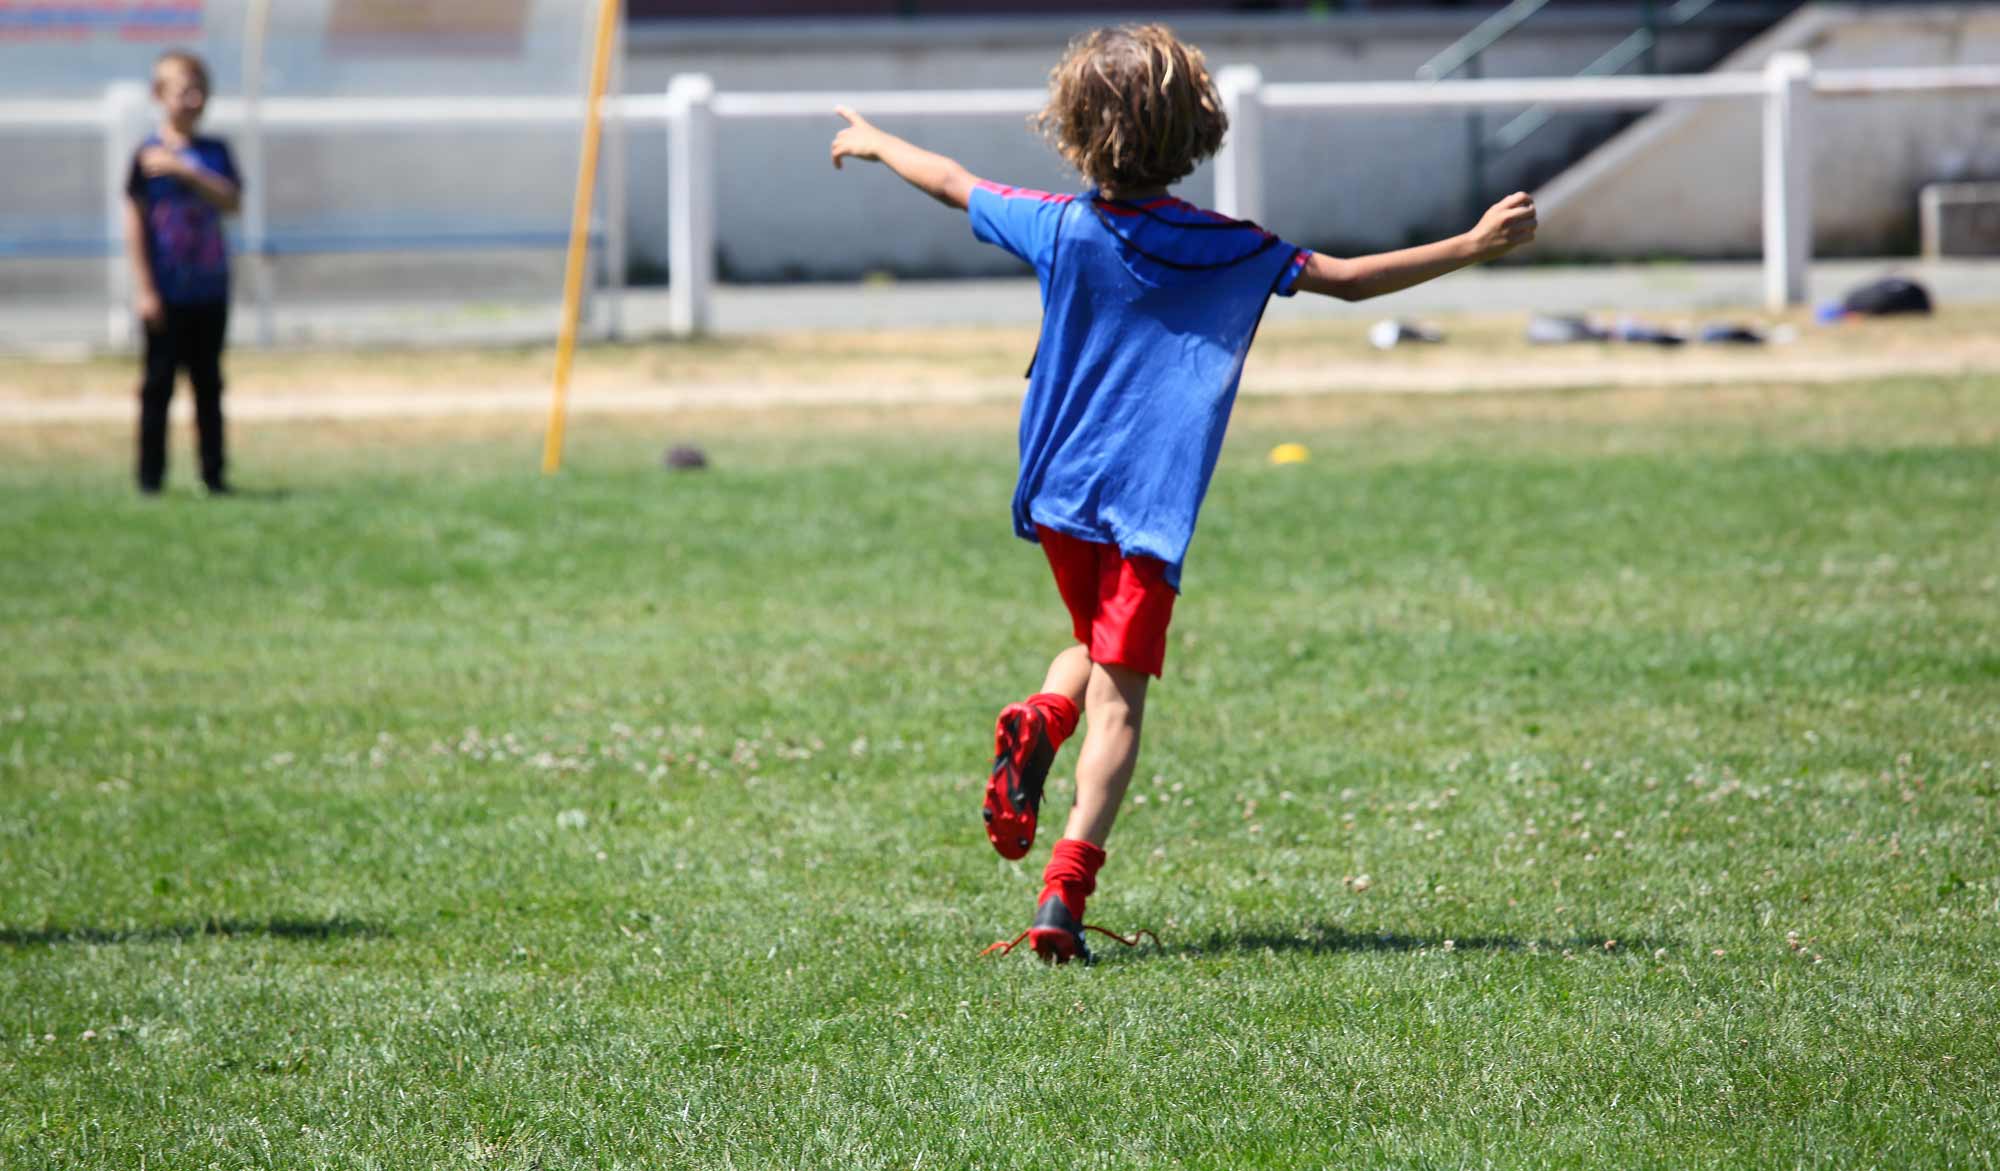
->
[[1843, 277, 1932, 317]]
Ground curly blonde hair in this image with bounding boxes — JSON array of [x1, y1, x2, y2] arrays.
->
[[1032, 24, 1228, 196]]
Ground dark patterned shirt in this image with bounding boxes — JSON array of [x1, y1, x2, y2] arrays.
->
[[126, 134, 238, 306]]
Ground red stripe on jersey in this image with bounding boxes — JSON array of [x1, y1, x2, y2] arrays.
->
[[973, 180, 1075, 204]]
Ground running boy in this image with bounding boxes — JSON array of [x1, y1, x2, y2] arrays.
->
[[830, 24, 1536, 962], [124, 49, 242, 496]]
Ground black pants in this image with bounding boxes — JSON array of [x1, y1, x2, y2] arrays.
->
[[138, 303, 229, 492]]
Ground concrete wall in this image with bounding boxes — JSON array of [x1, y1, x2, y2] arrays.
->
[[1537, 4, 2000, 259]]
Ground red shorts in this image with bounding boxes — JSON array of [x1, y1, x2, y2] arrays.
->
[[1036, 525, 1178, 678]]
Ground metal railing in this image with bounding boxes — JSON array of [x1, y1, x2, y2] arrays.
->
[[1413, 0, 1561, 224], [1491, 0, 1724, 152], [1416, 0, 1750, 224], [1416, 0, 1558, 83]]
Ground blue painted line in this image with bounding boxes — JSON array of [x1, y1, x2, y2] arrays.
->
[[0, 8, 201, 32]]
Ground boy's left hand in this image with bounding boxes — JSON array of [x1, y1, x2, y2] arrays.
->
[[1468, 192, 1538, 259], [138, 146, 189, 180], [829, 107, 888, 169]]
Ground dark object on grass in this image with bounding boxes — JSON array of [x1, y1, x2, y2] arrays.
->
[[1526, 314, 1609, 344], [1846, 276, 1933, 316], [1819, 276, 1934, 322], [664, 445, 709, 471], [1612, 317, 1686, 346], [1526, 314, 1688, 346], [1697, 323, 1766, 345]]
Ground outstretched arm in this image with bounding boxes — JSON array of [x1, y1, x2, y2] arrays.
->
[[829, 107, 980, 211], [1294, 192, 1537, 301]]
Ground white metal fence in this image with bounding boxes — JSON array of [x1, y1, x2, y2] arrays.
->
[[3, 55, 1997, 348]]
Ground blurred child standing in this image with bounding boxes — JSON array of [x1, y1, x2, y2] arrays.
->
[[124, 49, 242, 496]]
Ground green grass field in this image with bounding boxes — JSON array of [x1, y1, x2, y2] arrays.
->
[[4, 372, 1998, 1168]]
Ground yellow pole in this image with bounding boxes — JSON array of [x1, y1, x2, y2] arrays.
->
[[542, 0, 622, 475]]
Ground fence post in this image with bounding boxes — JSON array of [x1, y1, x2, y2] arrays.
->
[[102, 81, 150, 351], [242, 0, 275, 347], [600, 14, 629, 341], [241, 136, 275, 348], [1762, 51, 1813, 310], [1213, 66, 1264, 223], [666, 73, 716, 338]]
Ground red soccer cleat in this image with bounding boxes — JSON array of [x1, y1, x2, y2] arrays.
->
[[982, 702, 1058, 860], [1028, 891, 1090, 964], [979, 897, 1160, 966]]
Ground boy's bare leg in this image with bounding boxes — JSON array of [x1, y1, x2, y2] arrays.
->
[[1062, 661, 1149, 847], [1028, 659, 1145, 960], [1039, 643, 1093, 709]]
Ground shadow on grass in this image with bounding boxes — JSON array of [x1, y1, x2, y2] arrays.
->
[[210, 487, 294, 503], [1164, 923, 1670, 961], [0, 916, 382, 947]]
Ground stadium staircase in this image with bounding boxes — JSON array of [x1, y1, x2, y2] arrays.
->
[[1431, 0, 1806, 220]]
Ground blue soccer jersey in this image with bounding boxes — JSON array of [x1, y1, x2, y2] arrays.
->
[[968, 180, 1308, 590]]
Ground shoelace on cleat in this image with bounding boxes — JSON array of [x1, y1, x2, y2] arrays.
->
[[979, 924, 1161, 957]]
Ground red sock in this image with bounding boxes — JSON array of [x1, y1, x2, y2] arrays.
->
[[1026, 692, 1080, 750], [1039, 838, 1106, 920]]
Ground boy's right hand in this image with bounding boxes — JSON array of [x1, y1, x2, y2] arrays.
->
[[138, 145, 190, 180], [1468, 192, 1538, 260], [135, 288, 164, 329], [829, 107, 888, 170]]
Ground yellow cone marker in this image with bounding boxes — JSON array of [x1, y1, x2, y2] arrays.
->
[[1268, 443, 1310, 465]]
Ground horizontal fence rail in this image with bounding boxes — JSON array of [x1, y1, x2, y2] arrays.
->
[[3, 57, 1998, 347], [1813, 64, 2000, 95], [711, 89, 1043, 119]]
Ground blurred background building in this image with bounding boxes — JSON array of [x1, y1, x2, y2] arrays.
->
[[2, 0, 1996, 348]]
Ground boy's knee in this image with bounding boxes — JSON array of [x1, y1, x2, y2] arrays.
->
[[1086, 661, 1149, 723], [1096, 661, 1148, 688]]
